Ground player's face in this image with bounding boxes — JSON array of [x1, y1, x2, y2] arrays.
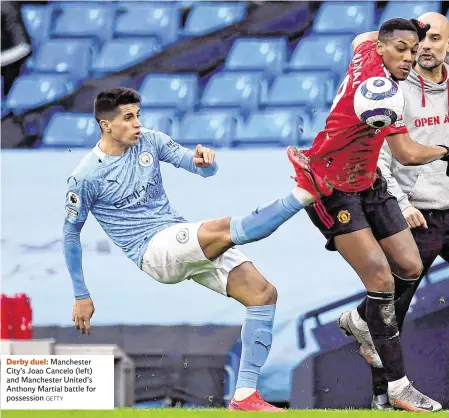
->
[[417, 25, 449, 70], [110, 104, 141, 146], [377, 30, 419, 80]]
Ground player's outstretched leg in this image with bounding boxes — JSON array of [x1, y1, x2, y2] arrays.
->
[[225, 262, 285, 412], [196, 189, 313, 262], [229, 189, 313, 246]]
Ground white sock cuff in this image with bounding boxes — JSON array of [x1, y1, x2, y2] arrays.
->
[[292, 187, 314, 206]]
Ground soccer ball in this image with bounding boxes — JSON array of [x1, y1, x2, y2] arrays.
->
[[354, 77, 405, 129]]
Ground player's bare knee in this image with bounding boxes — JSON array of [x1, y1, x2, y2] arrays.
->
[[264, 282, 278, 305], [367, 259, 394, 292], [252, 281, 277, 306], [395, 259, 423, 282], [230, 262, 278, 306]]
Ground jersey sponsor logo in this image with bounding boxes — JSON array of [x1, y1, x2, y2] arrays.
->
[[65, 205, 79, 219], [67, 192, 81, 208], [337, 210, 351, 224], [114, 174, 161, 209], [138, 152, 154, 167], [176, 228, 189, 244]]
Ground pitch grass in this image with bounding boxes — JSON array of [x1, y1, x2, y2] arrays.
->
[[3, 409, 444, 418]]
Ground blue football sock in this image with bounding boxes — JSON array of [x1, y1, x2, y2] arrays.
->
[[230, 193, 304, 245], [236, 304, 276, 389]]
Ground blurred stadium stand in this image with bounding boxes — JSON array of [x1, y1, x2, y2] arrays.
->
[[4, 0, 446, 148], [2, 0, 449, 410]]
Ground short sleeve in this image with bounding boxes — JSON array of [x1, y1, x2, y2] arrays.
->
[[354, 40, 376, 57], [382, 116, 409, 137], [64, 176, 98, 224]]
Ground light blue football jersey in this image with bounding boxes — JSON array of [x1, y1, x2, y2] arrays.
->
[[64, 128, 200, 267]]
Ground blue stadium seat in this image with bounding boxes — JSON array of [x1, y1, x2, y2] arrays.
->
[[91, 39, 161, 77], [42, 113, 100, 147], [50, 5, 115, 44], [140, 110, 178, 137], [5, 75, 76, 116], [176, 111, 236, 147], [313, 2, 375, 35], [182, 2, 247, 36], [115, 1, 173, 9], [139, 74, 198, 111], [233, 110, 302, 147], [200, 72, 266, 112], [378, 1, 441, 26], [114, 5, 180, 47], [225, 38, 287, 75], [262, 72, 333, 108], [21, 5, 52, 48], [301, 108, 330, 143], [288, 35, 353, 76], [28, 39, 96, 81]]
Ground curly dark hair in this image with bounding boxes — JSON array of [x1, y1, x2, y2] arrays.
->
[[378, 18, 419, 43]]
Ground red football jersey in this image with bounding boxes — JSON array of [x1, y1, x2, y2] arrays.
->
[[305, 41, 408, 192]]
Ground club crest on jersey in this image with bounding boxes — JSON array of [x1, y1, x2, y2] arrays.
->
[[176, 228, 189, 244], [67, 192, 81, 208], [337, 210, 351, 224], [138, 152, 154, 167]]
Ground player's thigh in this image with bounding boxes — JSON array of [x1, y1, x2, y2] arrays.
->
[[304, 189, 370, 251], [364, 178, 422, 279], [141, 222, 216, 285], [334, 228, 393, 292], [192, 249, 277, 306], [197, 217, 234, 261], [378, 229, 423, 280]]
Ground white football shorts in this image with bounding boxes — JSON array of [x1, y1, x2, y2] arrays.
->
[[141, 222, 251, 296]]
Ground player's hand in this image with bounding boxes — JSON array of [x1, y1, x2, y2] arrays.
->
[[437, 145, 449, 175], [403, 206, 428, 229], [409, 19, 430, 41], [193, 144, 215, 168], [72, 298, 95, 335]]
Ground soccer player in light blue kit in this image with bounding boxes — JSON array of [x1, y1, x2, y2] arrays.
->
[[63, 88, 313, 411]]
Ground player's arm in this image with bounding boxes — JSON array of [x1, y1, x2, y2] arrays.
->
[[378, 142, 412, 211], [63, 176, 97, 335], [379, 140, 429, 229], [179, 144, 218, 177], [352, 31, 378, 52], [152, 130, 218, 177], [386, 133, 448, 166]]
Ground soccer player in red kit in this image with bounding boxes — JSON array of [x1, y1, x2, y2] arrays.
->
[[288, 18, 448, 411]]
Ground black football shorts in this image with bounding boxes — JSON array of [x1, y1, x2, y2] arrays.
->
[[305, 170, 409, 251]]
